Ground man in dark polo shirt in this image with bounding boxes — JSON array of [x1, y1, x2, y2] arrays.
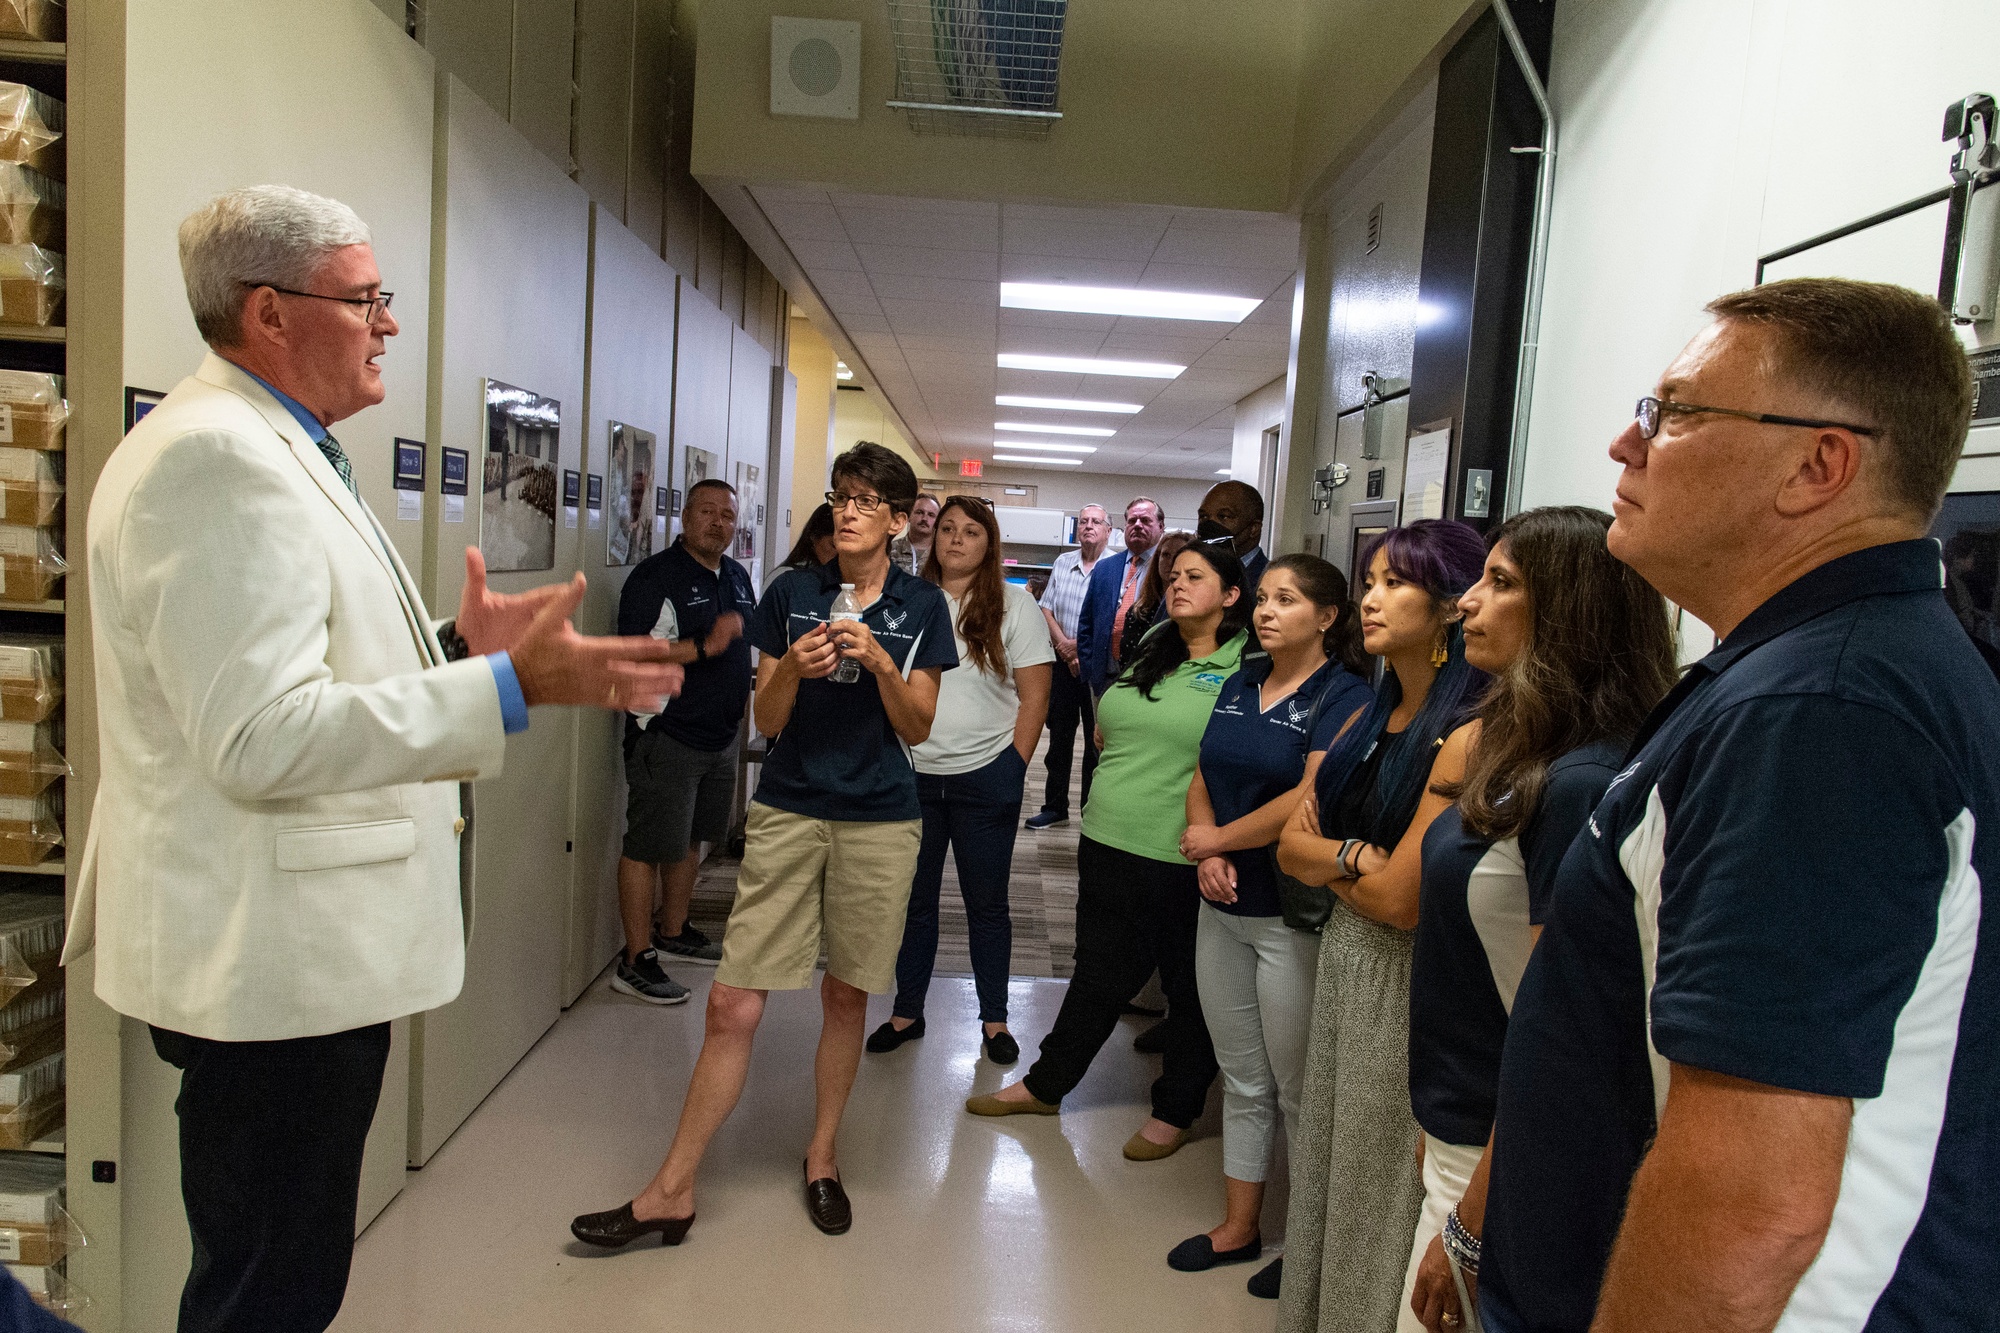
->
[[610, 478, 756, 1004], [1475, 279, 1996, 1333], [574, 442, 956, 1249]]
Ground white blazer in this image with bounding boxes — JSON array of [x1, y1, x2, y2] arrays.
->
[[62, 355, 508, 1041]]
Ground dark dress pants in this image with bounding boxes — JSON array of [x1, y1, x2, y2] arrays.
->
[[1023, 836, 1218, 1127], [893, 747, 1026, 1023], [1039, 660, 1097, 816], [150, 1022, 392, 1333]]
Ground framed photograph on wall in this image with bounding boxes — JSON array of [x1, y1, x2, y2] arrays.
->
[[124, 387, 166, 431], [734, 461, 761, 561], [479, 379, 560, 573], [606, 421, 657, 566], [683, 445, 718, 498]]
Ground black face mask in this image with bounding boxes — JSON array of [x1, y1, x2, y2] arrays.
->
[[1195, 518, 1234, 544]]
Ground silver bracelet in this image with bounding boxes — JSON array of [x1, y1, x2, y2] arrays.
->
[[1441, 1205, 1481, 1277]]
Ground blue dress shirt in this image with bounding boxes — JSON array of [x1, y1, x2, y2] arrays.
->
[[240, 367, 528, 734]]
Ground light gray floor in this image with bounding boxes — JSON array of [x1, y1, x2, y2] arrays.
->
[[330, 973, 1284, 1333]]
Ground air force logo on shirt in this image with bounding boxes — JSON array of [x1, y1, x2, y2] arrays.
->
[[883, 609, 909, 633], [1285, 697, 1312, 729]]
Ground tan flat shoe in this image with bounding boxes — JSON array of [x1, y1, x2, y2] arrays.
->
[[965, 1090, 1061, 1117], [1123, 1127, 1189, 1161]]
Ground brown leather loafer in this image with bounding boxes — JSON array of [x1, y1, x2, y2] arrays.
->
[[1123, 1127, 1189, 1161], [803, 1162, 851, 1235]]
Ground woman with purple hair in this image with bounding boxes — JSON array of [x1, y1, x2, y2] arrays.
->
[[1264, 520, 1489, 1326]]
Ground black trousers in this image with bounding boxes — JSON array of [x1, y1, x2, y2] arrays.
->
[[1039, 661, 1098, 816], [1023, 836, 1218, 1126], [150, 1022, 392, 1333], [895, 748, 1027, 1023]]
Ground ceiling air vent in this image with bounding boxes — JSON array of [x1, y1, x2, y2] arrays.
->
[[1367, 203, 1383, 253], [886, 0, 1069, 138], [771, 17, 862, 120]]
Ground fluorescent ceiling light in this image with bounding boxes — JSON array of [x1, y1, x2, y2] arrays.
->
[[995, 394, 1143, 415], [994, 421, 1116, 437], [994, 454, 1085, 466], [991, 439, 1097, 454], [834, 360, 854, 381], [1216, 468, 1232, 475], [998, 353, 1185, 379], [1002, 282, 1261, 323]]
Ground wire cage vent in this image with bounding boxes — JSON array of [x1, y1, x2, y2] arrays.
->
[[885, 0, 1070, 138]]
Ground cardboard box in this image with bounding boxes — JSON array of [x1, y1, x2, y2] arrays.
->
[[0, 0, 61, 41], [0, 373, 65, 451], [0, 166, 58, 249], [0, 86, 60, 181], [0, 245, 60, 327]]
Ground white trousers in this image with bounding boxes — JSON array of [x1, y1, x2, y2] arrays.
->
[[1396, 1134, 1483, 1333], [1193, 905, 1320, 1182]]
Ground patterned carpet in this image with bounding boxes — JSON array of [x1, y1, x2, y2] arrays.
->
[[689, 730, 1085, 980]]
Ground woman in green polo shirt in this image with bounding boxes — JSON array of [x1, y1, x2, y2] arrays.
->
[[967, 540, 1250, 1161]]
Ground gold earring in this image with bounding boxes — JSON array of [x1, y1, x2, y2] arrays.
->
[[1431, 628, 1449, 668]]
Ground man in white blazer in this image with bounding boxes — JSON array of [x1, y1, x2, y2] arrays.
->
[[64, 185, 684, 1333]]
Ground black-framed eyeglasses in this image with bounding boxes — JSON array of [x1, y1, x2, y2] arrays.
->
[[246, 282, 395, 324], [825, 489, 883, 515], [1634, 396, 1877, 441]]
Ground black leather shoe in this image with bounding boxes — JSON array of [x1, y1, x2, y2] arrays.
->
[[865, 1017, 925, 1053], [803, 1163, 851, 1235], [1167, 1232, 1262, 1271], [1248, 1255, 1283, 1299], [982, 1029, 1020, 1065], [570, 1201, 695, 1248], [1133, 1019, 1168, 1054]]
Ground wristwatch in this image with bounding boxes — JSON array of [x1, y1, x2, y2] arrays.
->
[[438, 620, 470, 663], [693, 637, 708, 663]]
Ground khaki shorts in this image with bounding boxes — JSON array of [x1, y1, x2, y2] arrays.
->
[[714, 803, 923, 993]]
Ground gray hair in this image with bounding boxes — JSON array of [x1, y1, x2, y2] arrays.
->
[[178, 185, 372, 348], [1078, 504, 1109, 521]]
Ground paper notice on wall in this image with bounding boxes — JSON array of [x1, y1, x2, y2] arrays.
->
[[565, 507, 578, 529], [444, 495, 465, 524], [397, 490, 422, 521], [1401, 426, 1451, 522]]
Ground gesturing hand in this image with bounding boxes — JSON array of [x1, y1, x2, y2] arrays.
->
[[455, 547, 576, 657], [702, 612, 745, 659], [508, 574, 685, 711]]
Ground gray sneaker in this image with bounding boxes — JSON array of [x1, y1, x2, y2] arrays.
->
[[653, 922, 724, 966], [610, 950, 691, 1005]]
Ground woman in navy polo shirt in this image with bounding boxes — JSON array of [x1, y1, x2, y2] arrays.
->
[[1271, 519, 1487, 1324], [1165, 554, 1372, 1273], [1401, 508, 1675, 1333]]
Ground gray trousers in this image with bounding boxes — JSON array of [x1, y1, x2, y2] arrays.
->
[[1193, 904, 1321, 1182]]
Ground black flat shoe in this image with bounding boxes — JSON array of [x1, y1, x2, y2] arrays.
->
[[570, 1201, 695, 1249], [1133, 1019, 1168, 1054], [982, 1029, 1020, 1064], [1248, 1255, 1283, 1299], [865, 1017, 925, 1053], [803, 1162, 851, 1235], [1167, 1232, 1262, 1272]]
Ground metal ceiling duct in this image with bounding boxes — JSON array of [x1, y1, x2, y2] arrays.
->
[[886, 0, 1069, 138]]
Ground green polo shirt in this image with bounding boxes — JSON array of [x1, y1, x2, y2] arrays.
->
[[1082, 630, 1248, 864]]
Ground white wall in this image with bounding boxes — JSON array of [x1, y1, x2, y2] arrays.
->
[[564, 207, 681, 1004], [1519, 0, 2000, 517], [109, 2, 436, 1324], [1232, 375, 1288, 527], [413, 75, 592, 1167], [968, 467, 1210, 531]]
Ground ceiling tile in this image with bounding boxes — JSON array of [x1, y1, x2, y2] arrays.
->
[[1002, 216, 1170, 262], [830, 192, 998, 216], [1135, 262, 1296, 298], [866, 272, 1000, 306], [757, 201, 850, 243], [877, 298, 993, 336], [788, 239, 866, 272], [841, 207, 1001, 250], [998, 254, 1148, 286], [1151, 225, 1302, 270]]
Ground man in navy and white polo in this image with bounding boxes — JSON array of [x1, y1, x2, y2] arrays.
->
[[1481, 278, 1996, 1333]]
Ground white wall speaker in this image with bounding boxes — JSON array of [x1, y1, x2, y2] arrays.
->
[[771, 17, 861, 120]]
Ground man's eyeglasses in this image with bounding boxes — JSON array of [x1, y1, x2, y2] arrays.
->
[[246, 282, 395, 325], [826, 490, 884, 515], [1634, 396, 1877, 441]]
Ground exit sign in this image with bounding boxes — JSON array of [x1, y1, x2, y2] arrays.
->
[[959, 459, 982, 477]]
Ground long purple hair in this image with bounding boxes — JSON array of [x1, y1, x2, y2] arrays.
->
[[1360, 519, 1488, 606]]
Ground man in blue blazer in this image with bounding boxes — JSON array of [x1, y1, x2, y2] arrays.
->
[[1076, 497, 1164, 695]]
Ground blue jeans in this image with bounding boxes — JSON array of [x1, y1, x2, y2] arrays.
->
[[892, 746, 1027, 1023]]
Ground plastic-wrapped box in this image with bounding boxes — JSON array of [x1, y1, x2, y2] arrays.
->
[[0, 524, 60, 602], [0, 988, 58, 1068], [0, 0, 61, 41], [0, 373, 64, 451], [0, 86, 60, 181], [0, 723, 61, 798], [0, 636, 57, 723], [0, 244, 59, 326], [0, 795, 56, 868], [0, 1050, 56, 1111], [0, 449, 56, 526], [0, 166, 58, 249], [0, 1086, 56, 1149], [0, 892, 57, 995]]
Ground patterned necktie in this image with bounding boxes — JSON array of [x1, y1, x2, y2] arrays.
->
[[1110, 552, 1144, 660], [317, 433, 357, 498]]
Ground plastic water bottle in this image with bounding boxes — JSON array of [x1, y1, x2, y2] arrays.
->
[[830, 583, 864, 683]]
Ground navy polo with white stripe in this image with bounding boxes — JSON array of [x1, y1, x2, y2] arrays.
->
[[749, 557, 958, 823], [1482, 539, 2000, 1332]]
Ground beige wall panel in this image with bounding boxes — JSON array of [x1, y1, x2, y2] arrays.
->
[[413, 77, 592, 1165], [423, 0, 514, 118], [510, 0, 577, 167], [626, 0, 672, 247], [573, 0, 637, 212], [693, 0, 1302, 212], [565, 208, 680, 1003], [785, 316, 837, 551], [673, 279, 734, 478]]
